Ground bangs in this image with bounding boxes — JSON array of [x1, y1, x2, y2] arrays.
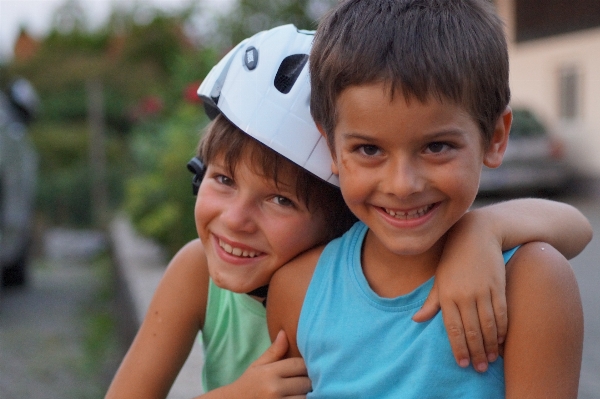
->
[[197, 114, 357, 242], [199, 114, 319, 208]]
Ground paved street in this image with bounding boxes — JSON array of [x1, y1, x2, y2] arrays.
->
[[0, 229, 125, 399], [561, 193, 600, 399]]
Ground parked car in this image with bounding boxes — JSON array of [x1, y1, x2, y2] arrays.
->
[[478, 108, 574, 196], [0, 79, 39, 288]]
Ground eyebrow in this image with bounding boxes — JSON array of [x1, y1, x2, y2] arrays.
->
[[341, 128, 468, 142], [340, 132, 379, 142]]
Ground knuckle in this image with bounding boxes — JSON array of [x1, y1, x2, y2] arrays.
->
[[446, 325, 464, 338], [465, 329, 481, 341], [481, 320, 496, 333], [468, 345, 486, 358], [485, 343, 498, 352], [264, 382, 282, 398], [495, 308, 507, 320]]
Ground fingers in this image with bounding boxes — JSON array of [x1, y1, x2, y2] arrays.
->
[[253, 330, 289, 366], [259, 357, 310, 397], [441, 302, 471, 368], [278, 374, 311, 397], [476, 295, 500, 365], [443, 299, 492, 373], [412, 282, 441, 322], [491, 288, 508, 346]]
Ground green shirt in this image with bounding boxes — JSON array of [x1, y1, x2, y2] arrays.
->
[[201, 279, 271, 392]]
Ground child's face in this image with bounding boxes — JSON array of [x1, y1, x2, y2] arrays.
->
[[195, 153, 330, 293], [329, 82, 505, 260]]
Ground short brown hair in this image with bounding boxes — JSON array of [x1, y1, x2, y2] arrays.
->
[[198, 114, 356, 242], [310, 0, 510, 148]]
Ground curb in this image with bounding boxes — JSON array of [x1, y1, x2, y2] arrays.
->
[[109, 215, 204, 398]]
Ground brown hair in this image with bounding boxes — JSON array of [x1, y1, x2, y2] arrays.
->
[[198, 114, 357, 242], [310, 0, 510, 149]]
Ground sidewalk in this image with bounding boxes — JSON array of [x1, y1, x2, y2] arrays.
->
[[109, 216, 204, 398]]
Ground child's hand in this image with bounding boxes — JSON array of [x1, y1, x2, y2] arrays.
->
[[412, 213, 507, 373], [231, 330, 311, 398]]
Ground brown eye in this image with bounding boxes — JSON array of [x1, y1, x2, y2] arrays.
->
[[359, 145, 380, 156], [216, 174, 234, 186], [426, 142, 449, 153], [272, 196, 294, 207]]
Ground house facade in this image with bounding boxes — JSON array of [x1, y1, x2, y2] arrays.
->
[[496, 0, 600, 176]]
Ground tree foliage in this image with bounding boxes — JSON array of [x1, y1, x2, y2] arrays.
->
[[215, 0, 336, 47]]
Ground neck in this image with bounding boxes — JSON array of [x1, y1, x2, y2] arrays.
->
[[361, 231, 446, 298]]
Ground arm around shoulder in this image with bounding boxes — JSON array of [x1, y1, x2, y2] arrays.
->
[[474, 198, 592, 259], [503, 242, 583, 399]]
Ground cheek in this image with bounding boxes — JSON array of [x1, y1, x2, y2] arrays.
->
[[274, 216, 328, 256], [194, 191, 214, 233]]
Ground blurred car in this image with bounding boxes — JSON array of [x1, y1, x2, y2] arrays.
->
[[478, 108, 574, 196], [0, 79, 39, 288]]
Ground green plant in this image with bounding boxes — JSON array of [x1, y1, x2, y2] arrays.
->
[[124, 103, 207, 255]]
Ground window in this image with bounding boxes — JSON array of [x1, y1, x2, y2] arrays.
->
[[558, 66, 579, 120]]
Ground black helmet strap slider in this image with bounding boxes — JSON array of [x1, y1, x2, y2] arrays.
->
[[187, 156, 206, 196]]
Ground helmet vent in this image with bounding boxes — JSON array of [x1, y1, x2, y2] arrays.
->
[[274, 54, 309, 94]]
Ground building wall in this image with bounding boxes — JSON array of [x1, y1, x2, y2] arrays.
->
[[497, 0, 600, 176]]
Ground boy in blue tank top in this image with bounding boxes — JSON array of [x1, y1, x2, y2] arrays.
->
[[268, 1, 588, 398]]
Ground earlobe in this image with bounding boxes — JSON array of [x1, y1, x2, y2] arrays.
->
[[317, 123, 327, 139], [331, 159, 339, 176], [483, 107, 512, 168]]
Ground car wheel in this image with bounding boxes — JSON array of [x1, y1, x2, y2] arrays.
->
[[1, 246, 29, 287]]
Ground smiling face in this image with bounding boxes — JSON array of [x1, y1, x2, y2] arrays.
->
[[330, 83, 509, 267], [195, 151, 330, 294]]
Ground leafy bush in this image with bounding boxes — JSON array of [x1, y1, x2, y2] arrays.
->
[[124, 103, 208, 255], [30, 121, 130, 227]]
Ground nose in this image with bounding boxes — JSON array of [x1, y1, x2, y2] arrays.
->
[[382, 156, 425, 199], [221, 195, 258, 233]]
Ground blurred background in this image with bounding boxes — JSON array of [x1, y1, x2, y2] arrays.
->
[[0, 0, 598, 398]]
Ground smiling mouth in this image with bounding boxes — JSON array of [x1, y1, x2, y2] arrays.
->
[[218, 238, 263, 258], [383, 203, 435, 220]]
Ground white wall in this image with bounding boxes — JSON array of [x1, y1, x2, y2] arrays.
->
[[497, 0, 600, 176], [509, 28, 600, 176]]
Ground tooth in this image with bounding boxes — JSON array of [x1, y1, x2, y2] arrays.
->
[[223, 243, 233, 253], [242, 250, 248, 257], [232, 247, 242, 256]]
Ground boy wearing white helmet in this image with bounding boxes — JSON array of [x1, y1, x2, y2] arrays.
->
[[106, 24, 591, 398]]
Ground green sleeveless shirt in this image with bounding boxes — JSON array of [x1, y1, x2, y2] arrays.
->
[[201, 279, 271, 392]]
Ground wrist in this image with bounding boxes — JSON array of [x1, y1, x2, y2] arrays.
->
[[448, 209, 503, 251]]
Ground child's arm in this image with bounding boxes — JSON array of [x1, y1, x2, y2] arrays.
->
[[413, 198, 591, 373], [196, 330, 310, 399], [503, 242, 583, 398], [105, 239, 210, 399], [106, 239, 312, 399]]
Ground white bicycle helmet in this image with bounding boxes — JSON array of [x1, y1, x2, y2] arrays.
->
[[197, 24, 338, 186]]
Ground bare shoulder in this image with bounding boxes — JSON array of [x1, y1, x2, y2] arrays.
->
[[503, 242, 583, 399], [267, 245, 325, 357], [153, 238, 210, 328], [106, 239, 210, 398]]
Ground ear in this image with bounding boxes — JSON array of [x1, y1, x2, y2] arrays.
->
[[316, 123, 327, 140], [483, 106, 512, 168], [316, 123, 340, 176]]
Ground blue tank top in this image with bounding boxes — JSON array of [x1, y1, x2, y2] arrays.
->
[[297, 221, 518, 398]]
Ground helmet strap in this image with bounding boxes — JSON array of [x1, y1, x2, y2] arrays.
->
[[187, 157, 206, 195]]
